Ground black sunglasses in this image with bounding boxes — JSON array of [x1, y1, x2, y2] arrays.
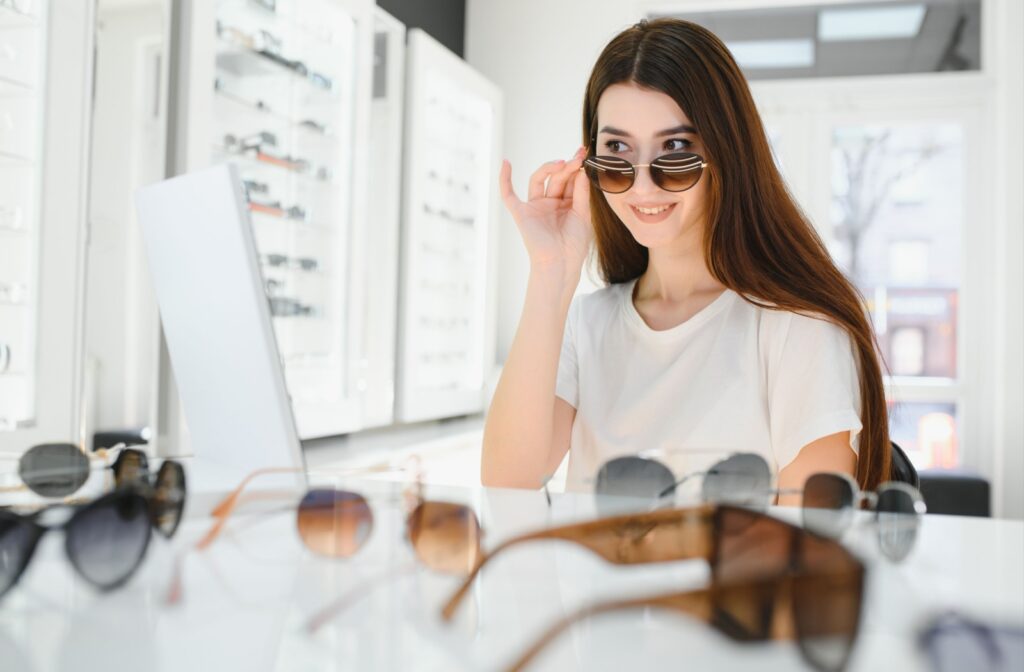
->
[[0, 488, 157, 601]]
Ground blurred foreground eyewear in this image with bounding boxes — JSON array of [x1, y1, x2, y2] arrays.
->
[[504, 505, 865, 672], [0, 486, 176, 601]]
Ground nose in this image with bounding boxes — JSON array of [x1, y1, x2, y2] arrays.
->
[[630, 163, 659, 197]]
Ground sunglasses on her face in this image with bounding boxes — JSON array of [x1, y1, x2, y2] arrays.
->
[[583, 132, 709, 194], [442, 504, 864, 672]]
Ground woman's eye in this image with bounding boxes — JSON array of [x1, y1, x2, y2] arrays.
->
[[664, 138, 692, 152], [604, 140, 629, 153]]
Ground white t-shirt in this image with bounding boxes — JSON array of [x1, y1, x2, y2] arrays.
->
[[555, 279, 862, 492]]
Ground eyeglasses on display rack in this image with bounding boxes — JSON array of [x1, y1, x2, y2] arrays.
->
[[215, 21, 333, 91], [260, 253, 320, 272], [502, 505, 865, 672]]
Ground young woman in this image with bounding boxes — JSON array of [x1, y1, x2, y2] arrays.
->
[[481, 18, 892, 503]]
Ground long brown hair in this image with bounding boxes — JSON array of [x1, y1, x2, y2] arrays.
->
[[583, 18, 891, 490]]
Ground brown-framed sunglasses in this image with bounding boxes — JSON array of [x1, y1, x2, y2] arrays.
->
[[443, 505, 865, 672], [167, 462, 483, 606], [198, 462, 481, 568], [583, 150, 708, 194]]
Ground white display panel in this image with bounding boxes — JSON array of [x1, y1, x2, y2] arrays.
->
[[396, 29, 502, 423], [136, 164, 305, 482]]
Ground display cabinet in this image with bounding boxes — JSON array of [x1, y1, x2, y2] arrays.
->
[[396, 29, 502, 423], [0, 0, 92, 451]]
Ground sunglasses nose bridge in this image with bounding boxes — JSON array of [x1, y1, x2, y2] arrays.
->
[[628, 162, 661, 195]]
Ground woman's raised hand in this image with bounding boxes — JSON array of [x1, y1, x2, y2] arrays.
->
[[500, 147, 593, 282]]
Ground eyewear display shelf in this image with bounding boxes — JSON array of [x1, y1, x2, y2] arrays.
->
[[396, 29, 502, 423], [0, 478, 1019, 671], [210, 0, 360, 438], [0, 0, 45, 430]]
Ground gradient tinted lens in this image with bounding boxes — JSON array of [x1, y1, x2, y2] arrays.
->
[[112, 448, 150, 486], [711, 507, 793, 639], [702, 453, 772, 509], [650, 152, 704, 192], [0, 513, 42, 599], [802, 473, 856, 539], [296, 489, 373, 558], [19, 443, 90, 498], [792, 531, 864, 672], [595, 456, 676, 499], [408, 501, 481, 575], [875, 483, 920, 562], [922, 615, 1024, 672], [65, 490, 152, 590], [152, 461, 186, 538], [584, 155, 634, 193]]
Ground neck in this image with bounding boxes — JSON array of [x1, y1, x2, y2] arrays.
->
[[637, 226, 724, 302]]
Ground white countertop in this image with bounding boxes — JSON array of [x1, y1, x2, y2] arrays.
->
[[1, 468, 1022, 672]]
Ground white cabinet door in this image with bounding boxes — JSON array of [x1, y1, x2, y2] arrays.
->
[[0, 0, 92, 454], [395, 29, 502, 423]]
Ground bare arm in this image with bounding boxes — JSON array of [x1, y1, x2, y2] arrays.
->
[[481, 150, 591, 489], [776, 431, 856, 506]]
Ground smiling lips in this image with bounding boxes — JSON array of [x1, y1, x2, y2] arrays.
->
[[633, 204, 673, 215], [629, 203, 677, 222]]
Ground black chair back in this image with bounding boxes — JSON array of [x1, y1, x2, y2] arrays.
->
[[890, 441, 920, 489]]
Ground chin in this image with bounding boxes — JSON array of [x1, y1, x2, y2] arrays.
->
[[622, 217, 689, 249]]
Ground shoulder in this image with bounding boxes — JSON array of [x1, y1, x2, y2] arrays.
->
[[569, 281, 631, 323], [750, 301, 855, 362]]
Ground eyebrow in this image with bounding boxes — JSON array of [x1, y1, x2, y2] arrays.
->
[[598, 124, 698, 137]]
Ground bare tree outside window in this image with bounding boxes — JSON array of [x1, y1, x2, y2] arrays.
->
[[832, 129, 944, 282]]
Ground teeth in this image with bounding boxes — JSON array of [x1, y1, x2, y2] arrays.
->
[[635, 204, 671, 215]]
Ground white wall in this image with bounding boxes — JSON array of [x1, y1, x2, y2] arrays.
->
[[465, 0, 1024, 518]]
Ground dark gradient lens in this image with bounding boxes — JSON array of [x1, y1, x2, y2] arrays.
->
[[584, 155, 635, 193], [152, 461, 186, 538], [112, 448, 150, 486], [408, 502, 482, 575], [595, 456, 676, 512], [793, 532, 864, 672], [875, 483, 921, 562], [296, 489, 373, 558], [702, 453, 772, 509], [711, 507, 792, 639], [0, 513, 43, 600], [65, 490, 152, 590], [650, 152, 705, 192], [802, 473, 856, 539], [921, 614, 1024, 672], [19, 443, 90, 498]]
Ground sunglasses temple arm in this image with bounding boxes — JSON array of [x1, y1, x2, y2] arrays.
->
[[440, 529, 553, 622], [305, 562, 419, 634], [504, 591, 714, 672]]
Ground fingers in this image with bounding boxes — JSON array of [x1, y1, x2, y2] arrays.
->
[[570, 158, 593, 220], [547, 147, 587, 200], [499, 159, 520, 212], [527, 159, 566, 201]]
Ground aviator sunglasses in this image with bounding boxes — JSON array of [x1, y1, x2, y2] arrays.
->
[[583, 132, 708, 194]]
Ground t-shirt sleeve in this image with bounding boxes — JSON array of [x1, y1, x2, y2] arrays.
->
[[555, 297, 580, 409], [766, 312, 863, 470]]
